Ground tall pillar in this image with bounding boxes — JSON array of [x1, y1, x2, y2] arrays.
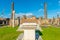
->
[[11, 2, 15, 27], [11, 2, 14, 19], [44, 2, 47, 19]]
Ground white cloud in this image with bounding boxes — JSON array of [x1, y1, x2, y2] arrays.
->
[[25, 13, 33, 16], [15, 12, 33, 18], [57, 12, 59, 13], [38, 8, 44, 15], [38, 8, 44, 12], [57, 11, 60, 14]]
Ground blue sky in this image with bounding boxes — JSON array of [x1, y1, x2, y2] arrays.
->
[[0, 0, 60, 18]]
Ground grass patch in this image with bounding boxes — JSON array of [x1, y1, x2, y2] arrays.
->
[[0, 26, 60, 40], [42, 26, 60, 40], [0, 27, 23, 40]]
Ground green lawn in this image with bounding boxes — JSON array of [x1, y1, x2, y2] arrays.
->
[[0, 26, 60, 40], [0, 27, 23, 40], [42, 26, 60, 40]]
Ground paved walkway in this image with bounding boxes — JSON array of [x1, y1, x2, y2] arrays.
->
[[17, 33, 24, 40], [38, 36, 43, 40], [17, 33, 43, 40]]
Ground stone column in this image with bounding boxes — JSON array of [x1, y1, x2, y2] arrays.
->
[[12, 10, 15, 27], [11, 2, 15, 27], [44, 2, 47, 19]]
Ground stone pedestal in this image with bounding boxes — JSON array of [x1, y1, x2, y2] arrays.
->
[[20, 23, 37, 40], [24, 30, 35, 40]]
